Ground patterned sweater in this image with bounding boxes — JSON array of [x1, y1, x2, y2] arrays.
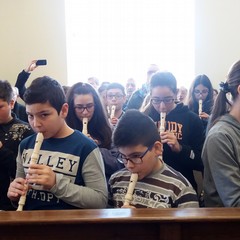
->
[[109, 161, 199, 208], [0, 113, 33, 210]]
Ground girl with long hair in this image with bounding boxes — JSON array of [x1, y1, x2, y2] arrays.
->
[[202, 60, 240, 207], [66, 82, 123, 181]]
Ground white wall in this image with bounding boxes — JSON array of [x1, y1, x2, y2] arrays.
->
[[0, 0, 67, 87], [195, 0, 240, 89], [0, 0, 240, 90]]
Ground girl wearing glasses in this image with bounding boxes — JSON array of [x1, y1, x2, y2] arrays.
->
[[66, 82, 123, 181], [202, 60, 240, 207], [141, 71, 205, 193], [188, 75, 214, 128]]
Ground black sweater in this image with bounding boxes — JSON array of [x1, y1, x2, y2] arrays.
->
[[148, 103, 205, 191], [0, 114, 33, 210]]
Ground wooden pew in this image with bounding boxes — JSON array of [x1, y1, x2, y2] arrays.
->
[[1, 208, 240, 240]]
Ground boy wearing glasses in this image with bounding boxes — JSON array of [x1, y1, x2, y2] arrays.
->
[[106, 83, 126, 126], [108, 110, 199, 208], [142, 71, 205, 194]]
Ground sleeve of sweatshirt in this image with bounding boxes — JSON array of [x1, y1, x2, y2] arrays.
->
[[178, 113, 204, 171], [203, 131, 240, 207], [15, 70, 31, 100], [50, 148, 108, 209]]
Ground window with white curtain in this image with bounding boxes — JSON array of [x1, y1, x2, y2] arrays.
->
[[65, 0, 195, 89]]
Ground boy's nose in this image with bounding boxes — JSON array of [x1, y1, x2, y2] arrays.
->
[[33, 117, 41, 127], [126, 160, 135, 168]]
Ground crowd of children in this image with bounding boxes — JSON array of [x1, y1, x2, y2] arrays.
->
[[1, 59, 240, 210]]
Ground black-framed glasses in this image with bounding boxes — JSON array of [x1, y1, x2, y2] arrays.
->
[[151, 97, 175, 105], [194, 89, 209, 95], [107, 94, 124, 100], [74, 103, 94, 113], [117, 146, 151, 165]]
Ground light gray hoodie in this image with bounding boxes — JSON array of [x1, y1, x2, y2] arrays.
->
[[202, 114, 240, 207]]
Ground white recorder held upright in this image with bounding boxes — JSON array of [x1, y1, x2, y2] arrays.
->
[[82, 117, 88, 136], [107, 106, 110, 116], [198, 99, 203, 115], [110, 105, 116, 119], [16, 132, 44, 211], [159, 112, 166, 133], [123, 173, 138, 206]]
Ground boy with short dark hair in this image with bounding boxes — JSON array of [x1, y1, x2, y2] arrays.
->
[[8, 76, 108, 210], [106, 82, 126, 126], [0, 80, 33, 210], [109, 110, 199, 208]]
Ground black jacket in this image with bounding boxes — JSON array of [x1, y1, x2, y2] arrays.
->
[[0, 113, 33, 210], [15, 70, 30, 100], [148, 103, 205, 191], [12, 102, 28, 123]]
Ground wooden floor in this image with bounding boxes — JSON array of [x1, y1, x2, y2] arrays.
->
[[1, 208, 240, 240]]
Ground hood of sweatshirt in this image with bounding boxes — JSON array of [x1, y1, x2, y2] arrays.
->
[[217, 114, 240, 131]]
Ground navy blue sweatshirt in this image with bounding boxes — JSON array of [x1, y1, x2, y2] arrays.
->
[[148, 103, 204, 191]]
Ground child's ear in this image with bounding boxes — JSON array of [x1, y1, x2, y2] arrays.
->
[[153, 141, 163, 156], [60, 103, 69, 118], [9, 99, 15, 109], [237, 85, 240, 95]]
